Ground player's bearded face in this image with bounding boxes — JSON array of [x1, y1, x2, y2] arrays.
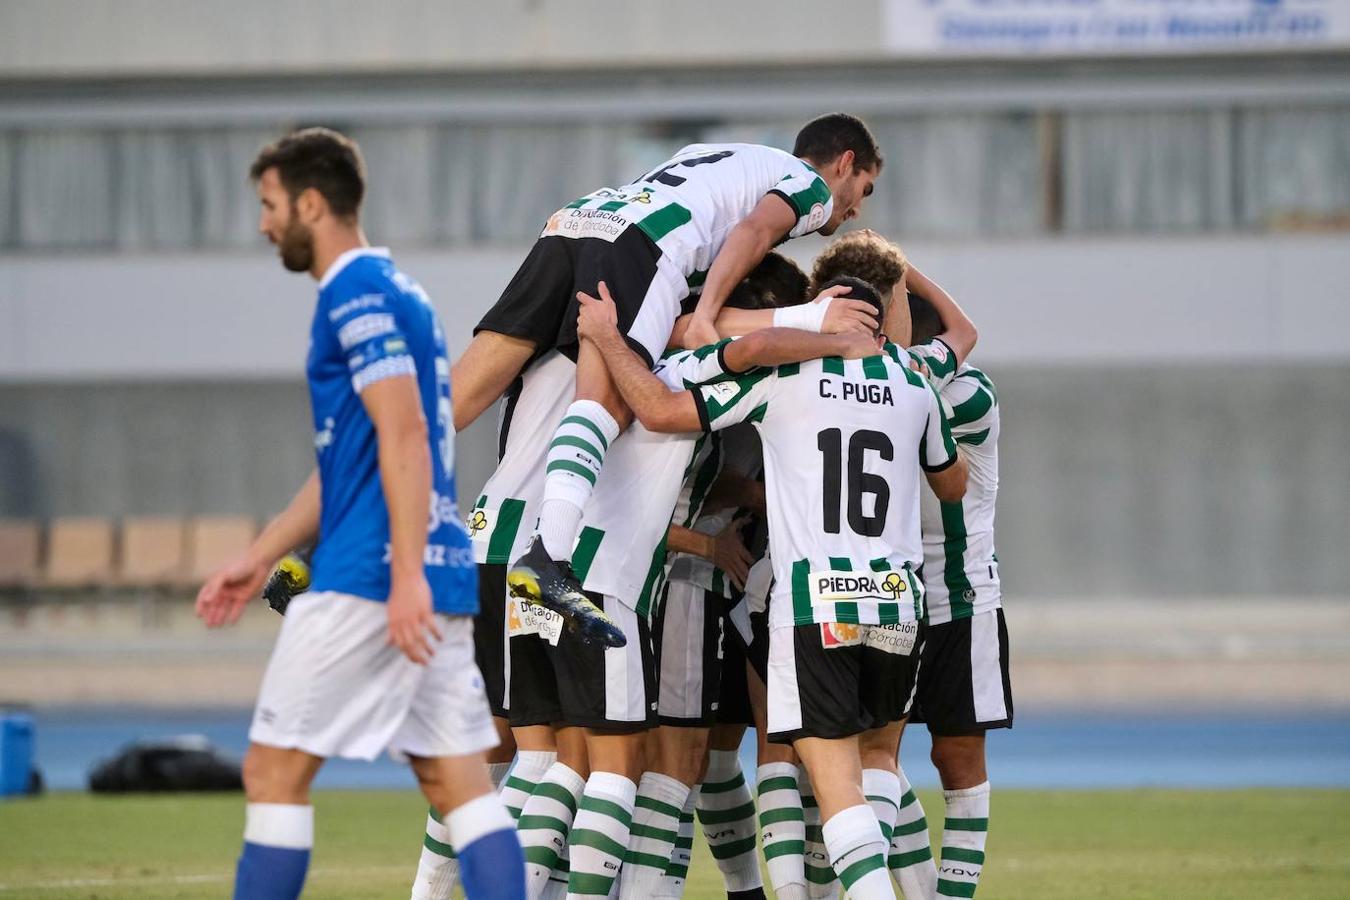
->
[[276, 204, 316, 273], [822, 165, 879, 235]]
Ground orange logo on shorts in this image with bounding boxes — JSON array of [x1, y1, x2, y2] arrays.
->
[[820, 622, 861, 648]]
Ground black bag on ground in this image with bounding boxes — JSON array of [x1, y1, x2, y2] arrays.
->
[[88, 735, 243, 793]]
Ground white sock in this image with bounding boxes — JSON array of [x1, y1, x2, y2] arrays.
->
[[244, 802, 314, 848], [862, 769, 903, 845], [654, 789, 698, 898], [937, 782, 990, 899], [800, 770, 838, 899], [503, 751, 558, 821], [623, 772, 692, 898], [888, 767, 937, 900], [757, 762, 808, 899], [699, 751, 763, 892], [519, 762, 586, 898], [539, 400, 620, 558], [446, 792, 515, 850], [821, 804, 892, 900], [567, 770, 637, 899]]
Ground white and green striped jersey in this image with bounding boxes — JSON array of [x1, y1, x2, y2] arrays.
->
[[919, 364, 1001, 624], [691, 347, 958, 629], [906, 338, 960, 391], [570, 342, 738, 617], [469, 350, 576, 565], [667, 424, 765, 599], [541, 143, 833, 286]]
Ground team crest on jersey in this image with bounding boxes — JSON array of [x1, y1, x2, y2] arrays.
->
[[466, 506, 495, 542], [820, 622, 862, 648], [804, 202, 828, 233], [809, 569, 909, 604]]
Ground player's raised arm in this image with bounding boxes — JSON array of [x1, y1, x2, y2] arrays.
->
[[908, 264, 978, 365], [360, 373, 442, 664], [667, 288, 879, 347], [682, 194, 801, 347], [196, 470, 321, 628], [720, 324, 879, 374]]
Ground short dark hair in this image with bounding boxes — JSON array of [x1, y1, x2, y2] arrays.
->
[[819, 275, 885, 334], [250, 127, 366, 219], [793, 113, 883, 173], [908, 292, 943, 346], [726, 252, 810, 311]]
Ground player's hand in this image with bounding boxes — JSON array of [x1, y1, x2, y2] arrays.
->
[[818, 290, 879, 336], [837, 330, 884, 360], [710, 516, 754, 590], [576, 281, 621, 345], [195, 554, 271, 628], [683, 314, 720, 350], [387, 574, 442, 665]]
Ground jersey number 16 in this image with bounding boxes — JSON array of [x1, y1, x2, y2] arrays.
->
[[817, 428, 893, 538]]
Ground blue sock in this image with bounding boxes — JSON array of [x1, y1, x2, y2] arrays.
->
[[448, 793, 527, 900], [233, 803, 313, 900]]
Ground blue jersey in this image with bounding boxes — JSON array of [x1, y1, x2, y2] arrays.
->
[[306, 248, 476, 615]]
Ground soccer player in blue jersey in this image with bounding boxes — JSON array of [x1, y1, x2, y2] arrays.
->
[[195, 128, 525, 900]]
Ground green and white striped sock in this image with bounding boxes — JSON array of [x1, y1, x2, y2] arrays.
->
[[623, 773, 691, 897], [888, 768, 937, 899], [822, 804, 892, 900], [862, 769, 902, 844], [655, 789, 697, 898], [503, 751, 558, 821], [519, 762, 586, 898], [410, 761, 511, 900], [799, 772, 838, 899], [756, 763, 807, 900], [937, 782, 990, 899], [566, 771, 636, 898], [699, 752, 763, 892], [540, 400, 620, 558]]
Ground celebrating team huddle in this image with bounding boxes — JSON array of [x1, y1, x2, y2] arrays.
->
[[196, 112, 1011, 900]]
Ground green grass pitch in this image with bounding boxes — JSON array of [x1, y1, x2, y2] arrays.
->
[[1, 789, 1348, 897]]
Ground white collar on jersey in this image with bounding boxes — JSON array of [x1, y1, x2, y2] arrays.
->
[[317, 246, 391, 290]]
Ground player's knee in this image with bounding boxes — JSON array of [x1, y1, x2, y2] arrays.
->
[[410, 763, 455, 815], [242, 746, 308, 804], [930, 737, 986, 789]]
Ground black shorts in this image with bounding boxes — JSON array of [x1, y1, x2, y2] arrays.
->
[[653, 583, 753, 728], [716, 602, 753, 727], [507, 592, 657, 732], [474, 563, 509, 718], [476, 229, 686, 368], [910, 608, 1013, 736], [745, 609, 770, 684], [766, 621, 924, 745]]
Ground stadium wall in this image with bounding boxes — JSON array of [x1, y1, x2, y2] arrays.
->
[[1, 234, 1347, 598], [2, 363, 1347, 599]]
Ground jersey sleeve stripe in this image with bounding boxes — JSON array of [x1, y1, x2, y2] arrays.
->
[[691, 388, 712, 432], [771, 176, 831, 219], [350, 354, 416, 393]]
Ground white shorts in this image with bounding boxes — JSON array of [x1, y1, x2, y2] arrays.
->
[[249, 591, 499, 761]]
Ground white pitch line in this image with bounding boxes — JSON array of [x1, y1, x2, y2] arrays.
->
[[0, 864, 413, 892]]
